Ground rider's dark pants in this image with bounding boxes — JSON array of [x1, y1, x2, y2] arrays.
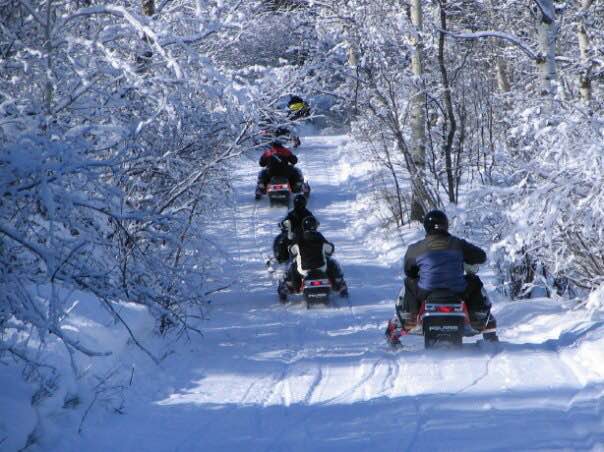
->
[[399, 273, 490, 321], [273, 232, 290, 263]]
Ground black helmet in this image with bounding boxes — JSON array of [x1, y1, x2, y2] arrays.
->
[[423, 209, 448, 233], [302, 215, 318, 232], [270, 140, 283, 147], [293, 194, 307, 210]]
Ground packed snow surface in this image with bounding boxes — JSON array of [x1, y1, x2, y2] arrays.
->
[[5, 135, 604, 451]]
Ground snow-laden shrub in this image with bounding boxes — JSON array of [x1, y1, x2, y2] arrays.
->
[[496, 107, 604, 291], [586, 284, 604, 313], [0, 0, 256, 372]]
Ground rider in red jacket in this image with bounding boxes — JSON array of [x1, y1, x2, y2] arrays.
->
[[259, 141, 298, 167], [256, 141, 305, 199]]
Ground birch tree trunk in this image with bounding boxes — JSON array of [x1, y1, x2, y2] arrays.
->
[[534, 0, 558, 96], [45, 0, 54, 114], [347, 44, 357, 67], [487, 0, 511, 93], [495, 58, 511, 93], [577, 0, 593, 102], [409, 0, 428, 220]]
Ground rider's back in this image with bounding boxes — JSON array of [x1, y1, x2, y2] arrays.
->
[[283, 207, 313, 240], [260, 145, 296, 166], [404, 232, 486, 293], [292, 231, 333, 271]]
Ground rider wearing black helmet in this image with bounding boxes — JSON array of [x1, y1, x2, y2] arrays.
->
[[273, 195, 313, 263], [279, 215, 348, 298], [282, 195, 313, 241], [387, 209, 497, 343], [256, 141, 305, 199]]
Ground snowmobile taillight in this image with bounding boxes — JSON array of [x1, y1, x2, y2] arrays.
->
[[424, 303, 464, 314], [305, 279, 330, 288], [268, 184, 289, 191]]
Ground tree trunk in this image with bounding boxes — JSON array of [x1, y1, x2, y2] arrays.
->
[[383, 142, 405, 227], [534, 0, 557, 96], [437, 0, 457, 204], [409, 0, 428, 220], [495, 58, 511, 93], [487, 0, 511, 93], [577, 0, 592, 102], [346, 41, 358, 67], [142, 0, 155, 16], [45, 0, 54, 114]]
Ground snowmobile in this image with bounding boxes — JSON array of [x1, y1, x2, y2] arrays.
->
[[419, 290, 472, 348], [266, 176, 291, 207], [277, 270, 330, 307], [256, 175, 310, 206], [278, 269, 347, 308], [386, 290, 496, 349], [302, 269, 332, 307]]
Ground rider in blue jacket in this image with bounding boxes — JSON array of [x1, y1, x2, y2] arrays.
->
[[387, 210, 498, 344]]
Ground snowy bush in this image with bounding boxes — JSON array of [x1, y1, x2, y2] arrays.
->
[[0, 0, 258, 374], [499, 107, 604, 291]]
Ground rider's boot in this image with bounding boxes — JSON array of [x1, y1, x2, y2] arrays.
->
[[302, 180, 310, 198], [482, 315, 499, 342], [385, 317, 402, 346], [470, 308, 499, 342], [397, 310, 418, 333], [255, 183, 266, 200], [332, 277, 349, 297], [277, 279, 289, 302]]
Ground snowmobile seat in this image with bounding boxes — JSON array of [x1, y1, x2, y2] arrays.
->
[[425, 289, 460, 304]]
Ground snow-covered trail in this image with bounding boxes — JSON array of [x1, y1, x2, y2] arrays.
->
[[60, 136, 604, 452]]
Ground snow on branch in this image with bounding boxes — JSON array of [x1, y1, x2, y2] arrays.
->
[[159, 123, 251, 214], [440, 30, 540, 61], [59, 5, 182, 78], [0, 223, 50, 267], [16, 0, 47, 27]]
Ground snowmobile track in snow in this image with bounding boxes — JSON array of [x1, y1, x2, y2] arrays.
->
[[56, 135, 604, 452]]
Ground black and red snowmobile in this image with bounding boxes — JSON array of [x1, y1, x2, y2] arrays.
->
[[266, 176, 291, 207], [385, 289, 497, 349]]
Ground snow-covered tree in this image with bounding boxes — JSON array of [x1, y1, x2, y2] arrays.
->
[[0, 0, 258, 369]]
